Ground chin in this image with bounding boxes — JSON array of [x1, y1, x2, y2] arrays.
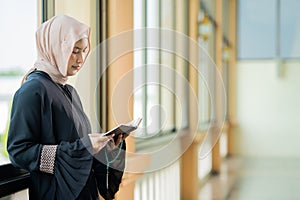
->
[[67, 71, 78, 76]]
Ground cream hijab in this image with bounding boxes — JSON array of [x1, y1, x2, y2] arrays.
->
[[23, 15, 90, 85]]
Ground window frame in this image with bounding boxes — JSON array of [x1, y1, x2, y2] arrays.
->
[[0, 0, 50, 197], [133, 0, 190, 151], [0, 0, 103, 197], [197, 4, 218, 131], [237, 0, 300, 60]]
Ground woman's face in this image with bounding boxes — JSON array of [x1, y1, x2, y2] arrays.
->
[[67, 38, 89, 76]]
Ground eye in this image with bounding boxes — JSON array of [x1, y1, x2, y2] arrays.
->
[[83, 47, 88, 53], [72, 49, 80, 54]]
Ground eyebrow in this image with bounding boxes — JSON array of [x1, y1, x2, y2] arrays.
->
[[74, 46, 82, 50], [74, 46, 88, 51]]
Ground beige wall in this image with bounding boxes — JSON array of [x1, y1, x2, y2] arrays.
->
[[236, 60, 300, 157], [55, 0, 99, 131]]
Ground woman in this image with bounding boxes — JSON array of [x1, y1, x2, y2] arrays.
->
[[7, 15, 126, 200]]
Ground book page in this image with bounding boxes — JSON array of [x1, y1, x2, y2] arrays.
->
[[104, 118, 142, 136]]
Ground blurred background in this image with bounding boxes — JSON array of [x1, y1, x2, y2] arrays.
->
[[0, 0, 300, 199]]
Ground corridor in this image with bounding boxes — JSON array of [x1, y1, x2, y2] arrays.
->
[[199, 157, 300, 200]]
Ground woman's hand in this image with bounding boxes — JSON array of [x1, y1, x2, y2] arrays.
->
[[88, 133, 114, 154], [106, 133, 129, 152]]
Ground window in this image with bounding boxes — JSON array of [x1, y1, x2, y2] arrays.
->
[[238, 0, 276, 59], [238, 0, 300, 60], [0, 1, 37, 197], [133, 0, 189, 144], [0, 0, 38, 165], [201, 0, 216, 16], [280, 0, 300, 59], [54, 0, 101, 132], [222, 48, 229, 120], [197, 0, 218, 180], [198, 38, 213, 130], [197, 7, 217, 130], [222, 0, 230, 120], [222, 0, 229, 38]]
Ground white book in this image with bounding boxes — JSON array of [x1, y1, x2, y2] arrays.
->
[[104, 117, 142, 136]]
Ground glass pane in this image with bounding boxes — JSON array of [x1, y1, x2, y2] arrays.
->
[[160, 0, 175, 132], [209, 27, 216, 122], [222, 61, 229, 120], [222, 0, 229, 37], [175, 0, 189, 130], [161, 0, 174, 29], [238, 0, 276, 59], [134, 0, 146, 136], [0, 0, 37, 165], [146, 0, 160, 135], [160, 54, 175, 132], [198, 40, 212, 130], [0, 0, 37, 71], [201, 0, 216, 17], [198, 74, 211, 129], [280, 0, 300, 59], [134, 0, 145, 28], [145, 88, 161, 135], [175, 57, 189, 130], [133, 56, 145, 136], [134, 0, 188, 137]]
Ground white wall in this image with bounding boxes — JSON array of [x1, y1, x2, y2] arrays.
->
[[235, 60, 300, 157]]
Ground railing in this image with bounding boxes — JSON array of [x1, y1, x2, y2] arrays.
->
[[0, 93, 12, 165], [0, 77, 29, 198], [0, 164, 30, 198], [134, 160, 181, 200]]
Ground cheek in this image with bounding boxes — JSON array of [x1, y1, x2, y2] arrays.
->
[[68, 55, 76, 66]]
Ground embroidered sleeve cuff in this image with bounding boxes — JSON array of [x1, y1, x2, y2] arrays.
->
[[40, 145, 57, 174]]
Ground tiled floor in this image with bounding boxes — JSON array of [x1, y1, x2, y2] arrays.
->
[[199, 157, 300, 200], [0, 189, 28, 200]]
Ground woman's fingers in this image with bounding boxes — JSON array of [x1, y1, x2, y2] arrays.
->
[[122, 133, 130, 140], [114, 134, 123, 147], [88, 132, 129, 154], [88, 133, 114, 154]]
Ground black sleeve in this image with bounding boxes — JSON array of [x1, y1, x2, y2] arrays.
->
[[93, 141, 126, 200], [7, 82, 94, 199], [7, 84, 44, 171], [54, 136, 94, 199]]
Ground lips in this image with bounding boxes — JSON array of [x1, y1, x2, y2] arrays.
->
[[72, 65, 81, 70]]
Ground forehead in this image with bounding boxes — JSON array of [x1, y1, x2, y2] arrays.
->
[[74, 38, 89, 48]]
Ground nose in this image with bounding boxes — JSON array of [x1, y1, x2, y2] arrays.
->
[[76, 53, 84, 63]]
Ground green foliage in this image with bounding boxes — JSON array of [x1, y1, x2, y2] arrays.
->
[[0, 126, 9, 158], [0, 69, 24, 77], [0, 102, 11, 159]]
